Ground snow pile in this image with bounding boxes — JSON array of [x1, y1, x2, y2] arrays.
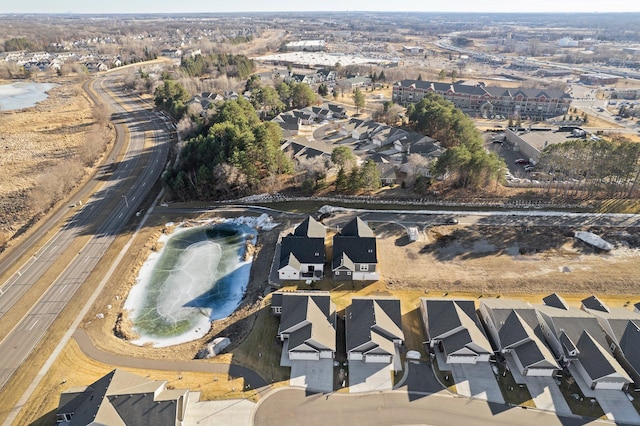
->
[[574, 231, 613, 251], [225, 213, 278, 230]]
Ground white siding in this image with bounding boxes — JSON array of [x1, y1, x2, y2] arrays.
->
[[447, 355, 477, 364], [526, 368, 555, 377], [477, 353, 491, 362], [348, 352, 363, 361], [290, 351, 320, 361], [365, 354, 392, 363], [279, 270, 300, 280], [594, 381, 625, 390], [319, 350, 334, 359]]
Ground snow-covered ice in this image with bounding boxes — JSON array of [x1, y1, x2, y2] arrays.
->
[[124, 217, 273, 348]]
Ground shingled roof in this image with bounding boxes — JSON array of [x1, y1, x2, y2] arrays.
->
[[57, 369, 188, 426], [422, 299, 492, 357], [279, 292, 336, 353], [332, 217, 377, 271], [346, 298, 404, 355]]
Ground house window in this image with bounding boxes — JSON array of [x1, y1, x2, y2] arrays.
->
[[359, 264, 369, 272], [308, 265, 315, 272], [273, 306, 282, 314], [347, 271, 351, 276]]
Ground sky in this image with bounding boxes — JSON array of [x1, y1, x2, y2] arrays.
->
[[3, 0, 640, 14]]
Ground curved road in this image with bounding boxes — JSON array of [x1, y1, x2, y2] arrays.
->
[[0, 73, 173, 390], [73, 330, 268, 390]]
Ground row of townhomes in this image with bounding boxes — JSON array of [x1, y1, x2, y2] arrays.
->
[[274, 105, 443, 186], [271, 291, 405, 393], [277, 216, 380, 282], [392, 79, 572, 119], [270, 283, 640, 399], [1, 50, 121, 73], [425, 294, 640, 391]]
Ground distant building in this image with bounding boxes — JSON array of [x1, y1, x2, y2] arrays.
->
[[579, 73, 619, 85], [285, 40, 325, 52], [393, 79, 571, 119], [402, 46, 424, 55], [558, 37, 579, 48]]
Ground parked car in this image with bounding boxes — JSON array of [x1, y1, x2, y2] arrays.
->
[[524, 165, 535, 171], [446, 218, 459, 225], [515, 159, 530, 165]]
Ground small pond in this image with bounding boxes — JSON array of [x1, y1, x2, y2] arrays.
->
[[124, 222, 257, 347], [0, 82, 58, 111]]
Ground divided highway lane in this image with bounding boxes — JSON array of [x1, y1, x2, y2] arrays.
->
[[0, 77, 136, 318], [0, 74, 173, 390]]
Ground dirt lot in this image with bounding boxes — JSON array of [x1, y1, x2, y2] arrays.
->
[[374, 222, 640, 296]]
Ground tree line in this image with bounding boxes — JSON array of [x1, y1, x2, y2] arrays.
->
[[537, 138, 640, 198], [407, 93, 505, 190], [164, 98, 293, 201], [180, 53, 255, 80]]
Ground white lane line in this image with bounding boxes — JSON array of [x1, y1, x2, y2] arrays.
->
[[29, 320, 39, 331]]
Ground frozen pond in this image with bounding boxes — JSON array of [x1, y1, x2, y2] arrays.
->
[[0, 82, 58, 111], [124, 222, 257, 347]]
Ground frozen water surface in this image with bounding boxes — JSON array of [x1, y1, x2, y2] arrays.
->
[[0, 82, 57, 111], [125, 222, 257, 347]]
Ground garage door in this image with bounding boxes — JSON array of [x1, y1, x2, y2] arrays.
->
[[365, 354, 391, 363], [594, 381, 625, 390], [290, 351, 320, 361], [526, 368, 554, 377], [448, 355, 477, 364]]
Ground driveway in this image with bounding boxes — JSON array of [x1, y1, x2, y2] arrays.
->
[[348, 360, 393, 393], [450, 363, 505, 404], [525, 377, 572, 415], [184, 393, 255, 426], [568, 364, 640, 424], [290, 359, 334, 393], [397, 360, 445, 395], [504, 353, 571, 415]]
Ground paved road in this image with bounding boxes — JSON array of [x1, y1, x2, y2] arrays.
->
[[0, 74, 172, 390], [73, 330, 269, 390], [253, 388, 605, 426]]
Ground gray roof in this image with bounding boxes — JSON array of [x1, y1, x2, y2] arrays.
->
[[576, 331, 631, 382], [619, 321, 640, 377], [293, 216, 326, 238], [346, 298, 404, 355], [340, 217, 375, 238], [279, 236, 325, 269], [279, 292, 335, 352], [581, 295, 609, 313], [422, 299, 492, 357], [278, 217, 326, 270], [543, 293, 569, 310], [332, 217, 377, 270], [397, 79, 571, 100], [57, 369, 187, 426]]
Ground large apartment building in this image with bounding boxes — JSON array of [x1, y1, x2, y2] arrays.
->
[[392, 79, 572, 119]]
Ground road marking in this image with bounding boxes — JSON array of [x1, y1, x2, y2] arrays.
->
[[29, 320, 39, 331]]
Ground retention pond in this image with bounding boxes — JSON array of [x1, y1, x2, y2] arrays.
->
[[124, 221, 257, 347]]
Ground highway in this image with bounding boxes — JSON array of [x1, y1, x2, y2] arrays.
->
[[0, 73, 172, 390]]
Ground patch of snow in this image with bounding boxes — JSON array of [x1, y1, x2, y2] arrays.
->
[[574, 231, 613, 251]]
